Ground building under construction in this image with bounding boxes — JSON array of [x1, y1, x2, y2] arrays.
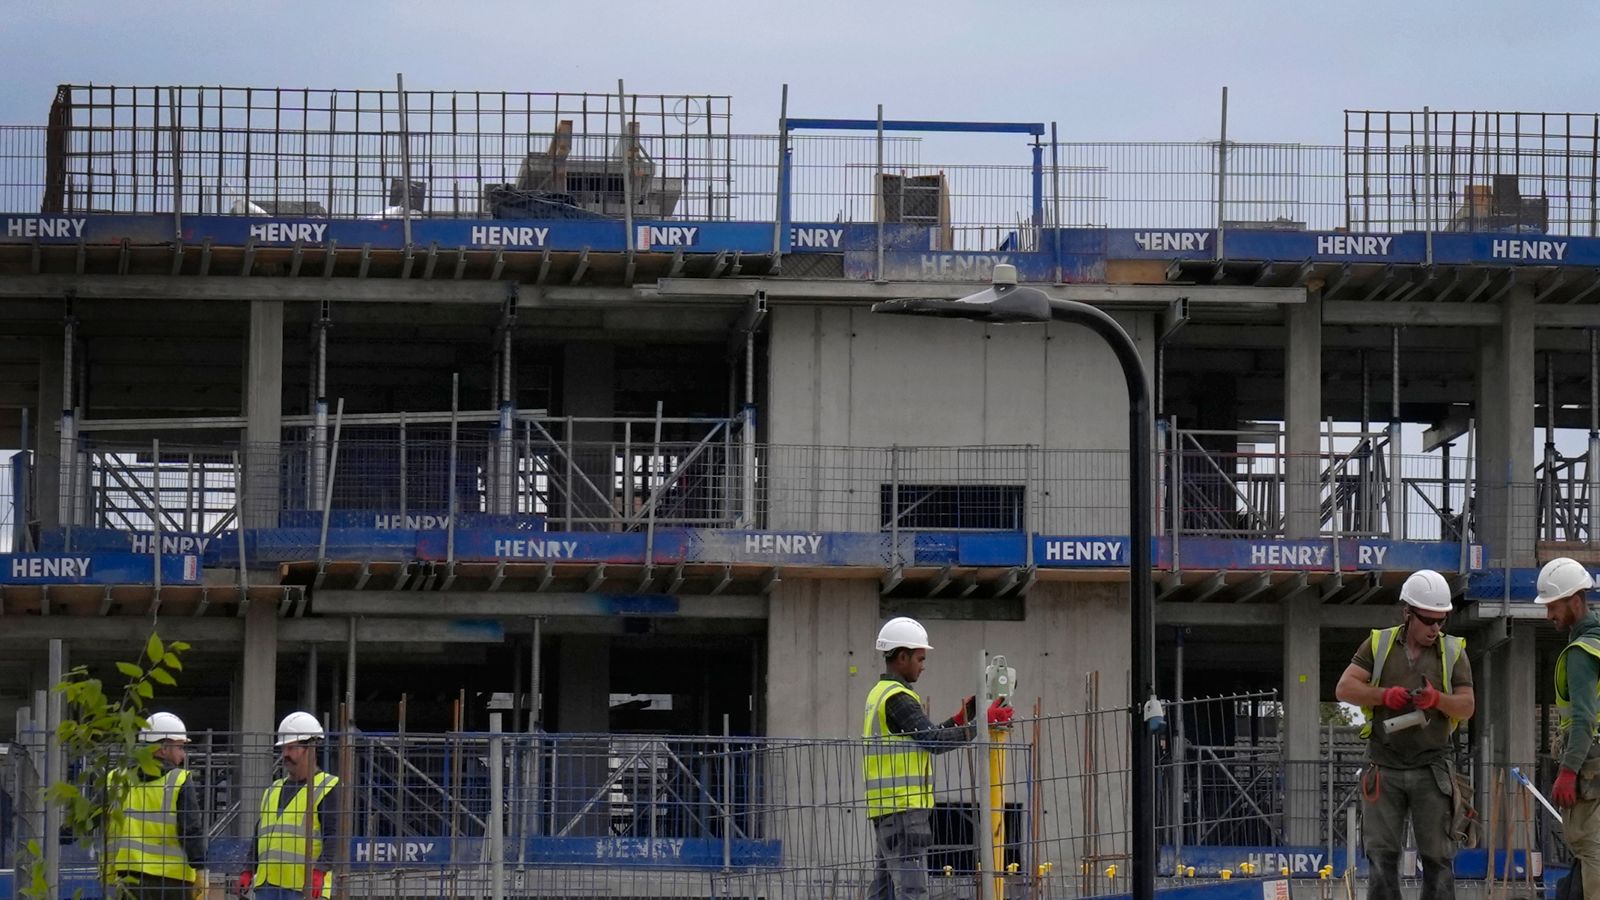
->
[[0, 84, 1591, 895]]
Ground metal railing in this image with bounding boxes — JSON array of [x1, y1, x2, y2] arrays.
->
[[8, 89, 1600, 249], [8, 693, 1290, 899], [1346, 109, 1600, 237], [20, 419, 1595, 567]]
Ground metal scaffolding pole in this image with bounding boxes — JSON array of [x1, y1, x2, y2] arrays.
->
[[1591, 331, 1599, 545], [1389, 327, 1403, 540]]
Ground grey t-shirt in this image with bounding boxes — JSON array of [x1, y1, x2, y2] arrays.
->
[[1352, 632, 1472, 769]]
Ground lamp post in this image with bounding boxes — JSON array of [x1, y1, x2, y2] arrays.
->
[[873, 264, 1158, 900]]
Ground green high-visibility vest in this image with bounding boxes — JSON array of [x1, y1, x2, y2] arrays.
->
[[256, 772, 338, 891], [1555, 635, 1600, 748], [106, 766, 197, 883], [862, 679, 934, 819], [1359, 626, 1465, 739]]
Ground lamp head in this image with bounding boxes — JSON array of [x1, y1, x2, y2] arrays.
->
[[871, 264, 1051, 323]]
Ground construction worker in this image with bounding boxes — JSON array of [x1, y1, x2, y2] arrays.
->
[[1334, 569, 1474, 900], [238, 712, 340, 900], [105, 711, 207, 899], [864, 616, 1012, 900], [1538, 557, 1600, 899]]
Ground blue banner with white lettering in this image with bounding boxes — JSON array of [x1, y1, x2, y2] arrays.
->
[[959, 534, 1143, 567], [686, 530, 906, 566], [0, 552, 199, 585], [39, 528, 223, 566], [274, 510, 545, 531], [788, 222, 934, 252], [417, 529, 689, 563], [347, 835, 781, 869], [17, 213, 1600, 273], [843, 250, 1103, 283], [1160, 845, 1355, 878], [1173, 537, 1479, 572], [1159, 846, 1539, 880], [958, 534, 1476, 571]]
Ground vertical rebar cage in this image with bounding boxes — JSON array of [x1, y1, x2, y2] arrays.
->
[[41, 85, 735, 220], [1345, 109, 1600, 236]]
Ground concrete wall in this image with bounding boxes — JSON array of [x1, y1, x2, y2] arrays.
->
[[765, 580, 1133, 739], [765, 305, 1156, 532], [764, 579, 1135, 877], [767, 305, 1156, 451]]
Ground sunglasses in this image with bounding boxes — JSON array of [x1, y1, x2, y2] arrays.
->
[[1411, 613, 1447, 628]]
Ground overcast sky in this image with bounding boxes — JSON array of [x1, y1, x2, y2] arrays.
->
[[4, 0, 1599, 148]]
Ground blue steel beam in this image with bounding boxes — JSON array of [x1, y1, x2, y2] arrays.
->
[[784, 117, 1046, 137]]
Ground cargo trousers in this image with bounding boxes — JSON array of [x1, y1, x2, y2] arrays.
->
[[1361, 762, 1457, 900], [868, 809, 934, 900]]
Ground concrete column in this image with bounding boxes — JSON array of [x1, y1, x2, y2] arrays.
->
[[236, 600, 277, 837], [1281, 590, 1321, 844], [1475, 287, 1537, 566], [34, 336, 63, 531], [1284, 289, 1323, 539], [243, 301, 284, 529], [1482, 622, 1536, 767], [553, 635, 610, 835], [1480, 621, 1538, 847], [560, 343, 615, 524]]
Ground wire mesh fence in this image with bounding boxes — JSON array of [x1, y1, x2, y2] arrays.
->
[[8, 87, 1600, 243], [1346, 110, 1600, 237], [1053, 142, 1345, 231], [37, 86, 739, 222], [7, 692, 1300, 900], [18, 425, 1564, 564]]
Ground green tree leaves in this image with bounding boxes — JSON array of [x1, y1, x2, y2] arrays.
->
[[18, 632, 189, 899]]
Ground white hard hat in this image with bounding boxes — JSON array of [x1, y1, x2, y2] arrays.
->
[[1537, 557, 1595, 605], [1400, 569, 1453, 614], [139, 711, 190, 744], [274, 711, 325, 747], [875, 616, 932, 653]]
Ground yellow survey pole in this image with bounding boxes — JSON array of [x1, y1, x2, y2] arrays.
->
[[990, 720, 1009, 900]]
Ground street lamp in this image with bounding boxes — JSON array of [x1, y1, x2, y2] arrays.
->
[[873, 264, 1159, 900]]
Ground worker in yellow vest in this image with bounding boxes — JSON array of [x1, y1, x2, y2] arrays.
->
[[237, 712, 340, 900], [106, 711, 207, 899], [863, 616, 1011, 900], [1335, 569, 1475, 900], [1537, 557, 1600, 899]]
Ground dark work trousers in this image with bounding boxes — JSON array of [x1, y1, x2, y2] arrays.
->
[[868, 809, 934, 900], [1361, 763, 1457, 900]]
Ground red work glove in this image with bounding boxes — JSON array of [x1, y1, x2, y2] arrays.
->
[[311, 870, 327, 899], [986, 697, 1014, 727], [1553, 768, 1580, 808], [1381, 685, 1412, 711], [235, 871, 252, 897], [1413, 681, 1441, 711], [953, 695, 977, 727]]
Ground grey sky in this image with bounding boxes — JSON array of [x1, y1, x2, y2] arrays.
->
[[4, 0, 1599, 147]]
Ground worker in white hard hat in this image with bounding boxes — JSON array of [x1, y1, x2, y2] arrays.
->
[[238, 712, 341, 900], [1537, 556, 1600, 899], [863, 616, 1012, 900], [105, 710, 208, 899], [1335, 569, 1475, 900]]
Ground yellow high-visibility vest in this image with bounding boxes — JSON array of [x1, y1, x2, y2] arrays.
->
[[256, 772, 339, 891], [1555, 635, 1600, 748], [106, 766, 197, 883], [862, 679, 933, 819], [1359, 626, 1465, 739]]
